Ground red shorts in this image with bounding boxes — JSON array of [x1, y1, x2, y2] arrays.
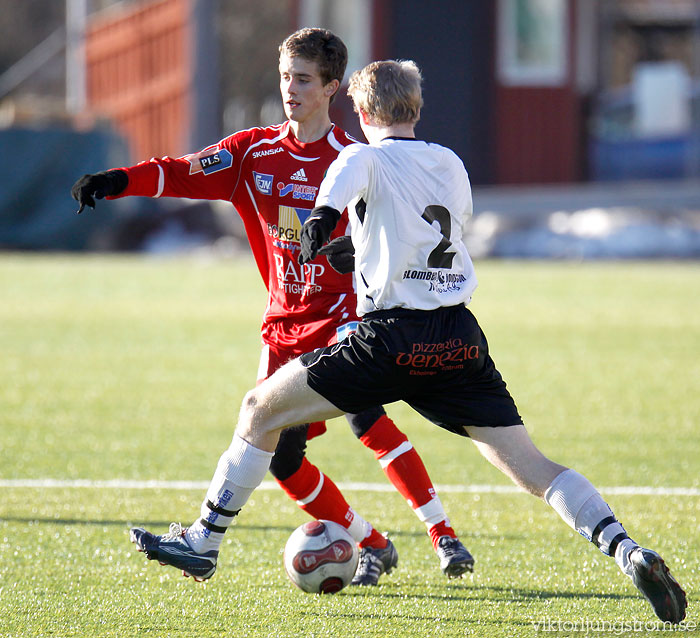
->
[[257, 317, 360, 440]]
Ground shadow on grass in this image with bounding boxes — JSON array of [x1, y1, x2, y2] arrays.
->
[[342, 582, 637, 604], [0, 516, 301, 535], [0, 516, 526, 541], [299, 607, 539, 630], [481, 584, 636, 601], [302, 584, 635, 628]]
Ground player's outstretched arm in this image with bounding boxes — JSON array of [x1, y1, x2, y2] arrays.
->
[[71, 170, 128, 214]]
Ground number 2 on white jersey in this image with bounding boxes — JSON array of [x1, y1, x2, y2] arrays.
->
[[421, 205, 456, 268]]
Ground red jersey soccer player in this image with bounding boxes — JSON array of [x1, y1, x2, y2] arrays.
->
[[71, 28, 472, 584]]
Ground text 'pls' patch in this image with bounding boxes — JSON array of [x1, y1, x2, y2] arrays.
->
[[187, 148, 233, 175]]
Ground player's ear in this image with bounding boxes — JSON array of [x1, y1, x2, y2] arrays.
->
[[359, 109, 371, 126], [324, 79, 340, 99]]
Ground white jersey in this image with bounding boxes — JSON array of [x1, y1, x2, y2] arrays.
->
[[316, 137, 477, 316]]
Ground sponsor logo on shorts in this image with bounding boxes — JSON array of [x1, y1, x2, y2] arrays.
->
[[187, 148, 233, 175], [395, 337, 479, 375], [253, 171, 273, 195], [277, 181, 318, 201], [336, 321, 359, 342], [252, 147, 284, 158]]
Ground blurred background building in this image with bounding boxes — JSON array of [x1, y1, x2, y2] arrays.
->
[[1, 0, 699, 256]]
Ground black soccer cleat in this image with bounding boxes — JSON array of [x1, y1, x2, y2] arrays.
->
[[629, 548, 687, 624], [130, 523, 218, 582], [435, 535, 475, 578], [351, 537, 399, 586]]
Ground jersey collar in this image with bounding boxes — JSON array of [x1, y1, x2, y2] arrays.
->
[[284, 121, 338, 153]]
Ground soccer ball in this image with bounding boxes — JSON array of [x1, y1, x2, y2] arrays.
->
[[283, 520, 359, 594]]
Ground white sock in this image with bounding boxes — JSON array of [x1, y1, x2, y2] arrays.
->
[[413, 494, 450, 530], [544, 469, 638, 573], [345, 508, 373, 544], [186, 434, 273, 553], [614, 538, 639, 577]]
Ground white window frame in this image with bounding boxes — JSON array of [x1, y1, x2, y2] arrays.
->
[[497, 0, 569, 87], [298, 0, 372, 80]]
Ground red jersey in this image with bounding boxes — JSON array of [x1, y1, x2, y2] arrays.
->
[[113, 122, 359, 352]]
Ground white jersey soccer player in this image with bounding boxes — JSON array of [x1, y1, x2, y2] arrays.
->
[[316, 137, 477, 314]]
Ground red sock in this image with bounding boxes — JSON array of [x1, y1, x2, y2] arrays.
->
[[276, 458, 386, 549], [276, 458, 354, 527], [359, 529, 388, 550], [360, 415, 437, 510], [428, 520, 457, 550]]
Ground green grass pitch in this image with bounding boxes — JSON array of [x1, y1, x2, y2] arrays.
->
[[1, 254, 698, 637]]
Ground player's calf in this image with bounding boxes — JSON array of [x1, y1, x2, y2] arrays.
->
[[545, 469, 687, 623]]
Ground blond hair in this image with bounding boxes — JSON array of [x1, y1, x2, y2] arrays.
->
[[347, 60, 423, 126]]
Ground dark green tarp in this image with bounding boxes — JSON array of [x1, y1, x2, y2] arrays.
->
[[0, 126, 130, 250]]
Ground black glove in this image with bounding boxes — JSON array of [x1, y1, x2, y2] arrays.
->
[[71, 170, 128, 214], [318, 235, 355, 274], [298, 206, 341, 264]]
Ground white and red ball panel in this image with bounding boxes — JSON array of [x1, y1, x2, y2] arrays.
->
[[283, 520, 359, 594]]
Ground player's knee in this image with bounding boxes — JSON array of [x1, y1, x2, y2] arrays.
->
[[240, 388, 259, 417], [237, 387, 271, 436], [346, 406, 386, 438]]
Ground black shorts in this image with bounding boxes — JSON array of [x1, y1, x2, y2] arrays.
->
[[299, 305, 523, 436]]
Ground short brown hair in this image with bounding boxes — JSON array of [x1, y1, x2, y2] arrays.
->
[[348, 60, 423, 126], [279, 28, 348, 87]]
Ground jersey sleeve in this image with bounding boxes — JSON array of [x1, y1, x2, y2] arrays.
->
[[441, 148, 473, 238], [316, 144, 371, 213], [456, 158, 473, 237], [108, 132, 251, 202]]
